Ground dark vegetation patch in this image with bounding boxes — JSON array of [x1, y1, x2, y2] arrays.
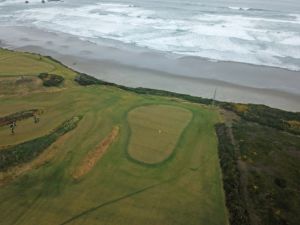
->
[[231, 121, 300, 225], [215, 123, 250, 225], [221, 102, 300, 135], [74, 73, 103, 86], [38, 73, 64, 87], [0, 116, 81, 171], [0, 109, 40, 127]]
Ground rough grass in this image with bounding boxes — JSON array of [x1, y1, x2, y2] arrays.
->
[[0, 76, 45, 96], [0, 48, 228, 225], [215, 123, 250, 225], [127, 105, 192, 164], [0, 48, 77, 81], [232, 121, 300, 225], [0, 55, 54, 76]]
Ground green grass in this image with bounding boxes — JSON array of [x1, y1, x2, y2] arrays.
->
[[0, 49, 228, 225], [0, 55, 54, 76], [127, 105, 192, 164]]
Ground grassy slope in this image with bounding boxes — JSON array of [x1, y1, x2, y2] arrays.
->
[[0, 49, 228, 225]]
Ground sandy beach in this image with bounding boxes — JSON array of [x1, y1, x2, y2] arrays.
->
[[0, 25, 299, 111]]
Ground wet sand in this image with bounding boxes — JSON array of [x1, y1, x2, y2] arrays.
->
[[0, 25, 299, 111]]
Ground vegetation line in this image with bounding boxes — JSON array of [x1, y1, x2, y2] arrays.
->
[[215, 123, 250, 225]]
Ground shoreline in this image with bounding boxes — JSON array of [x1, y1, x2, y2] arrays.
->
[[0, 25, 300, 111]]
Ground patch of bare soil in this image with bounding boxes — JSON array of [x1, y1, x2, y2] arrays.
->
[[72, 126, 120, 180], [219, 108, 240, 124]]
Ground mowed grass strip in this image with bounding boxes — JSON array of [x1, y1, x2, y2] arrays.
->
[[128, 105, 192, 164], [72, 126, 120, 180]]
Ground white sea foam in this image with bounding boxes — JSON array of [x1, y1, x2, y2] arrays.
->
[[1, 1, 300, 70], [228, 6, 251, 11], [0, 0, 46, 6]]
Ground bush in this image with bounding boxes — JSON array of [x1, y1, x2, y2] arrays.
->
[[220, 102, 300, 135], [38, 73, 64, 87], [215, 123, 250, 225]]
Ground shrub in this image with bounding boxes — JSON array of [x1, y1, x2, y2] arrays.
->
[[38, 73, 64, 87]]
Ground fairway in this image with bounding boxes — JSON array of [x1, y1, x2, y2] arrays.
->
[[128, 105, 192, 164], [0, 49, 228, 225]]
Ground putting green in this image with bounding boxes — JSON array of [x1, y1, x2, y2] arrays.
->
[[127, 105, 192, 164]]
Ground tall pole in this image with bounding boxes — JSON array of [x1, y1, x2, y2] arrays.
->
[[212, 88, 217, 107]]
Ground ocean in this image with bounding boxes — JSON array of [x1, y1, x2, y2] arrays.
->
[[0, 0, 300, 71]]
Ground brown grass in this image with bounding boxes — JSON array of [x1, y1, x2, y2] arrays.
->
[[72, 126, 120, 180], [287, 120, 300, 129]]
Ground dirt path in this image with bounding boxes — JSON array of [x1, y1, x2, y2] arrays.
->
[[72, 126, 120, 180]]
